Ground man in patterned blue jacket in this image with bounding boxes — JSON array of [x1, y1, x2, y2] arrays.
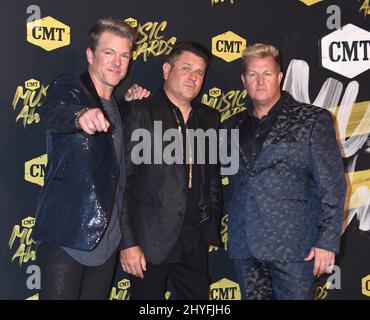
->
[[224, 43, 346, 300]]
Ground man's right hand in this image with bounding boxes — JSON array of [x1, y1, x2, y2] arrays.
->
[[77, 108, 110, 135], [120, 246, 147, 279]]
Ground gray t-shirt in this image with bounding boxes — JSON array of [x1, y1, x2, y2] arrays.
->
[[62, 97, 124, 266]]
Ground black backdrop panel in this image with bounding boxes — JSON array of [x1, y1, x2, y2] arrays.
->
[[1, 0, 370, 300]]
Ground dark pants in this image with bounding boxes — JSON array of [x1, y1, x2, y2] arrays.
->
[[37, 242, 117, 300], [234, 256, 315, 300], [130, 244, 210, 300]]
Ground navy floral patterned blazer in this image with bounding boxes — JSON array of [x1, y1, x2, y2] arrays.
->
[[224, 93, 346, 262]]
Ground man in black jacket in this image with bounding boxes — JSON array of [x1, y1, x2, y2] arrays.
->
[[120, 42, 222, 299], [34, 18, 149, 300]]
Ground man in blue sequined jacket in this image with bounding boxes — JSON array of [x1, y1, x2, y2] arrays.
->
[[224, 43, 346, 300], [33, 18, 149, 300]]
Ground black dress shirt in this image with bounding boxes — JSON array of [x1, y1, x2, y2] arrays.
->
[[162, 91, 203, 263], [240, 91, 289, 168]]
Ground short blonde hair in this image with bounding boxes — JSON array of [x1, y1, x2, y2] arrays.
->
[[242, 43, 281, 73]]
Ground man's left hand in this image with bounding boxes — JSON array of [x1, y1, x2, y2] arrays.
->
[[124, 84, 151, 101], [304, 247, 335, 277]]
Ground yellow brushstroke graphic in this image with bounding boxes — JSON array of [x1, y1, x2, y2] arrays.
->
[[347, 169, 370, 209], [342, 101, 370, 138], [360, 0, 370, 17]]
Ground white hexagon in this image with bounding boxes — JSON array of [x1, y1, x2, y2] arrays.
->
[[321, 23, 370, 78]]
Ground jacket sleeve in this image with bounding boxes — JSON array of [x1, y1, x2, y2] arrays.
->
[[40, 75, 90, 134], [120, 103, 140, 249], [310, 109, 346, 253]]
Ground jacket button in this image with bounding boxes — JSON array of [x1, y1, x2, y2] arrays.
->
[[183, 187, 189, 194], [250, 172, 255, 177], [178, 211, 184, 217]]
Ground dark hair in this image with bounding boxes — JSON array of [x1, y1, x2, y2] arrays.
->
[[88, 17, 135, 52], [166, 41, 212, 68]]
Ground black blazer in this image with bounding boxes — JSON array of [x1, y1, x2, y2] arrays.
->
[[120, 90, 222, 265]]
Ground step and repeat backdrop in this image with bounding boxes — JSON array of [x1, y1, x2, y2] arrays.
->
[[1, 0, 370, 300]]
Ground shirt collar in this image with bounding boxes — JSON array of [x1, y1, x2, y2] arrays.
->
[[159, 88, 199, 113]]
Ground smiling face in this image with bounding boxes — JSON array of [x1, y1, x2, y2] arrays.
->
[[86, 31, 131, 98], [162, 51, 206, 106], [241, 56, 283, 109]]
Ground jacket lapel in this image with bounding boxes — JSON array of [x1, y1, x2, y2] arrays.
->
[[232, 110, 251, 167], [78, 71, 117, 168], [263, 95, 297, 145], [79, 71, 103, 109]]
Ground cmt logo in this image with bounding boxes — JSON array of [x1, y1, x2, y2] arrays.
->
[[25, 79, 40, 90], [212, 31, 246, 62], [209, 87, 222, 97], [201, 87, 247, 122], [125, 17, 138, 28], [27, 16, 70, 51], [109, 279, 130, 300], [362, 275, 370, 297], [22, 216, 36, 229], [210, 278, 241, 300], [321, 23, 370, 78], [25, 154, 48, 187]]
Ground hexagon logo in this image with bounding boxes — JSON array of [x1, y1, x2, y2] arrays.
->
[[22, 216, 36, 229], [25, 154, 48, 187], [321, 23, 370, 78], [209, 87, 222, 98], [362, 275, 370, 297], [299, 0, 323, 6], [25, 79, 40, 91], [117, 279, 131, 290], [27, 16, 70, 51], [124, 17, 138, 28], [212, 31, 246, 62], [210, 278, 241, 300]]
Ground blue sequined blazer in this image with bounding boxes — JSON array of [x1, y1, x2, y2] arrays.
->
[[224, 93, 347, 262], [33, 72, 120, 251]]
